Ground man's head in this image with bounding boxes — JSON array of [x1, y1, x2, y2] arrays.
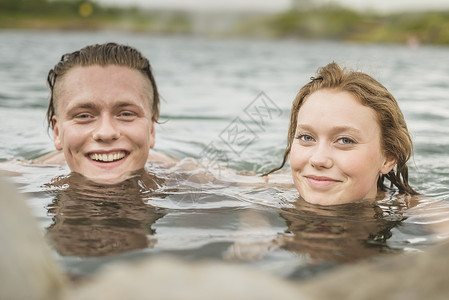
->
[[47, 42, 160, 128], [46, 43, 160, 183]]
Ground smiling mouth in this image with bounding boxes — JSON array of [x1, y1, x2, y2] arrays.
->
[[89, 152, 126, 163], [305, 175, 341, 188]]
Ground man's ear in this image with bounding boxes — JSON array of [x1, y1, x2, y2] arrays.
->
[[149, 118, 155, 149], [380, 156, 397, 175], [52, 116, 63, 151]]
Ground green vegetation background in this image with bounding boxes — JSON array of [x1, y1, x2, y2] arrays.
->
[[1, 0, 449, 45]]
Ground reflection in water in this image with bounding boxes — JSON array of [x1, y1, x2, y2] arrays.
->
[[41, 165, 431, 279], [276, 196, 407, 263], [2, 31, 449, 281], [45, 170, 166, 257], [234, 187, 411, 268]]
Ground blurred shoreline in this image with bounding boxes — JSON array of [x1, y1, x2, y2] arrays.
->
[[1, 1, 449, 45]]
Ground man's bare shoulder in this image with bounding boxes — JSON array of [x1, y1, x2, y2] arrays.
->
[[32, 151, 66, 165], [0, 155, 64, 176], [148, 149, 177, 164]]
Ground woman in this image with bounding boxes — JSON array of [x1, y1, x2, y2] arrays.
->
[[264, 62, 418, 205]]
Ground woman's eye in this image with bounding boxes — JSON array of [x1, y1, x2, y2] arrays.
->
[[337, 137, 355, 145], [297, 134, 314, 142]]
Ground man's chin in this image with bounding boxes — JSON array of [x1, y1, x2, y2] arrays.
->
[[83, 171, 138, 185]]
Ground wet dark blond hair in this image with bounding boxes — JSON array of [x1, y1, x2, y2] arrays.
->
[[46, 42, 160, 130], [265, 62, 417, 195]]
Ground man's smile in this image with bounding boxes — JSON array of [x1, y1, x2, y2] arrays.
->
[[88, 151, 127, 163]]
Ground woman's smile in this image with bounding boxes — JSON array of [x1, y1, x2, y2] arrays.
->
[[290, 89, 396, 205], [304, 175, 342, 189]]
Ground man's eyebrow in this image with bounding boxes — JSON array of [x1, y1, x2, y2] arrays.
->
[[114, 101, 140, 108], [66, 102, 97, 111], [113, 101, 149, 113], [67, 101, 140, 110]]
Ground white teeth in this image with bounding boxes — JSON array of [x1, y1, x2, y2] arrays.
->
[[89, 152, 125, 162]]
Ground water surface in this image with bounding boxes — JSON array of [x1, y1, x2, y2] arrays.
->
[[1, 30, 449, 279]]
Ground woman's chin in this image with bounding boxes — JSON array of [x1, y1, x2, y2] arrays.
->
[[299, 192, 355, 206]]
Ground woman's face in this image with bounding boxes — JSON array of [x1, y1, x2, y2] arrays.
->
[[290, 89, 396, 205]]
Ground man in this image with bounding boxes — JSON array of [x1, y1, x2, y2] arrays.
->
[[35, 43, 171, 184]]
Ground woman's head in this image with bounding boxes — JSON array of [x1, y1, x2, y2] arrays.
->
[[267, 62, 417, 203], [46, 42, 160, 130]]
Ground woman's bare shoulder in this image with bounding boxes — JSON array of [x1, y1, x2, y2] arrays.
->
[[263, 172, 294, 185], [229, 171, 294, 187]]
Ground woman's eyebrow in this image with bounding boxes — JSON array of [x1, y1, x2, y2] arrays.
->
[[296, 124, 362, 135], [329, 126, 363, 135], [295, 124, 312, 130]]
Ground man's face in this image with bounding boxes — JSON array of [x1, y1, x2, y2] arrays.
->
[[52, 65, 155, 184]]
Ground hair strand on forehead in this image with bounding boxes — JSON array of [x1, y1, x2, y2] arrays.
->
[[46, 42, 160, 132]]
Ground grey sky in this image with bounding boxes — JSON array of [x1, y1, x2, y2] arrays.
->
[[96, 0, 449, 12]]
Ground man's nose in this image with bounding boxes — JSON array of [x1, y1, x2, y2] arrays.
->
[[92, 115, 120, 142]]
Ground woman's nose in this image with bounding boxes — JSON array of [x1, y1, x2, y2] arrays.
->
[[309, 142, 333, 169], [92, 116, 120, 142]]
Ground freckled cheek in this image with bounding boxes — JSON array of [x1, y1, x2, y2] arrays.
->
[[61, 127, 89, 152], [123, 122, 151, 146], [289, 145, 307, 172], [340, 153, 377, 180], [344, 157, 380, 199]]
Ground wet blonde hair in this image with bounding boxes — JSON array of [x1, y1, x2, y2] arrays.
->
[[46, 42, 160, 130], [265, 62, 417, 195]]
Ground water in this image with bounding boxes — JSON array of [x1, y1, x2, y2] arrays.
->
[[1, 30, 449, 279]]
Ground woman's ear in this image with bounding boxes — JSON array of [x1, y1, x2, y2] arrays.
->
[[52, 116, 63, 151], [380, 156, 397, 175], [149, 117, 155, 149]]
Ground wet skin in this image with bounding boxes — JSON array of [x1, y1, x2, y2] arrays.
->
[[290, 89, 396, 205], [52, 65, 155, 184]]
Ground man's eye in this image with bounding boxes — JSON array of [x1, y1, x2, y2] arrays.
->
[[75, 113, 92, 119], [118, 111, 137, 118]]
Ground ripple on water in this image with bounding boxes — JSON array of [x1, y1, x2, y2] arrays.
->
[[1, 32, 448, 279]]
